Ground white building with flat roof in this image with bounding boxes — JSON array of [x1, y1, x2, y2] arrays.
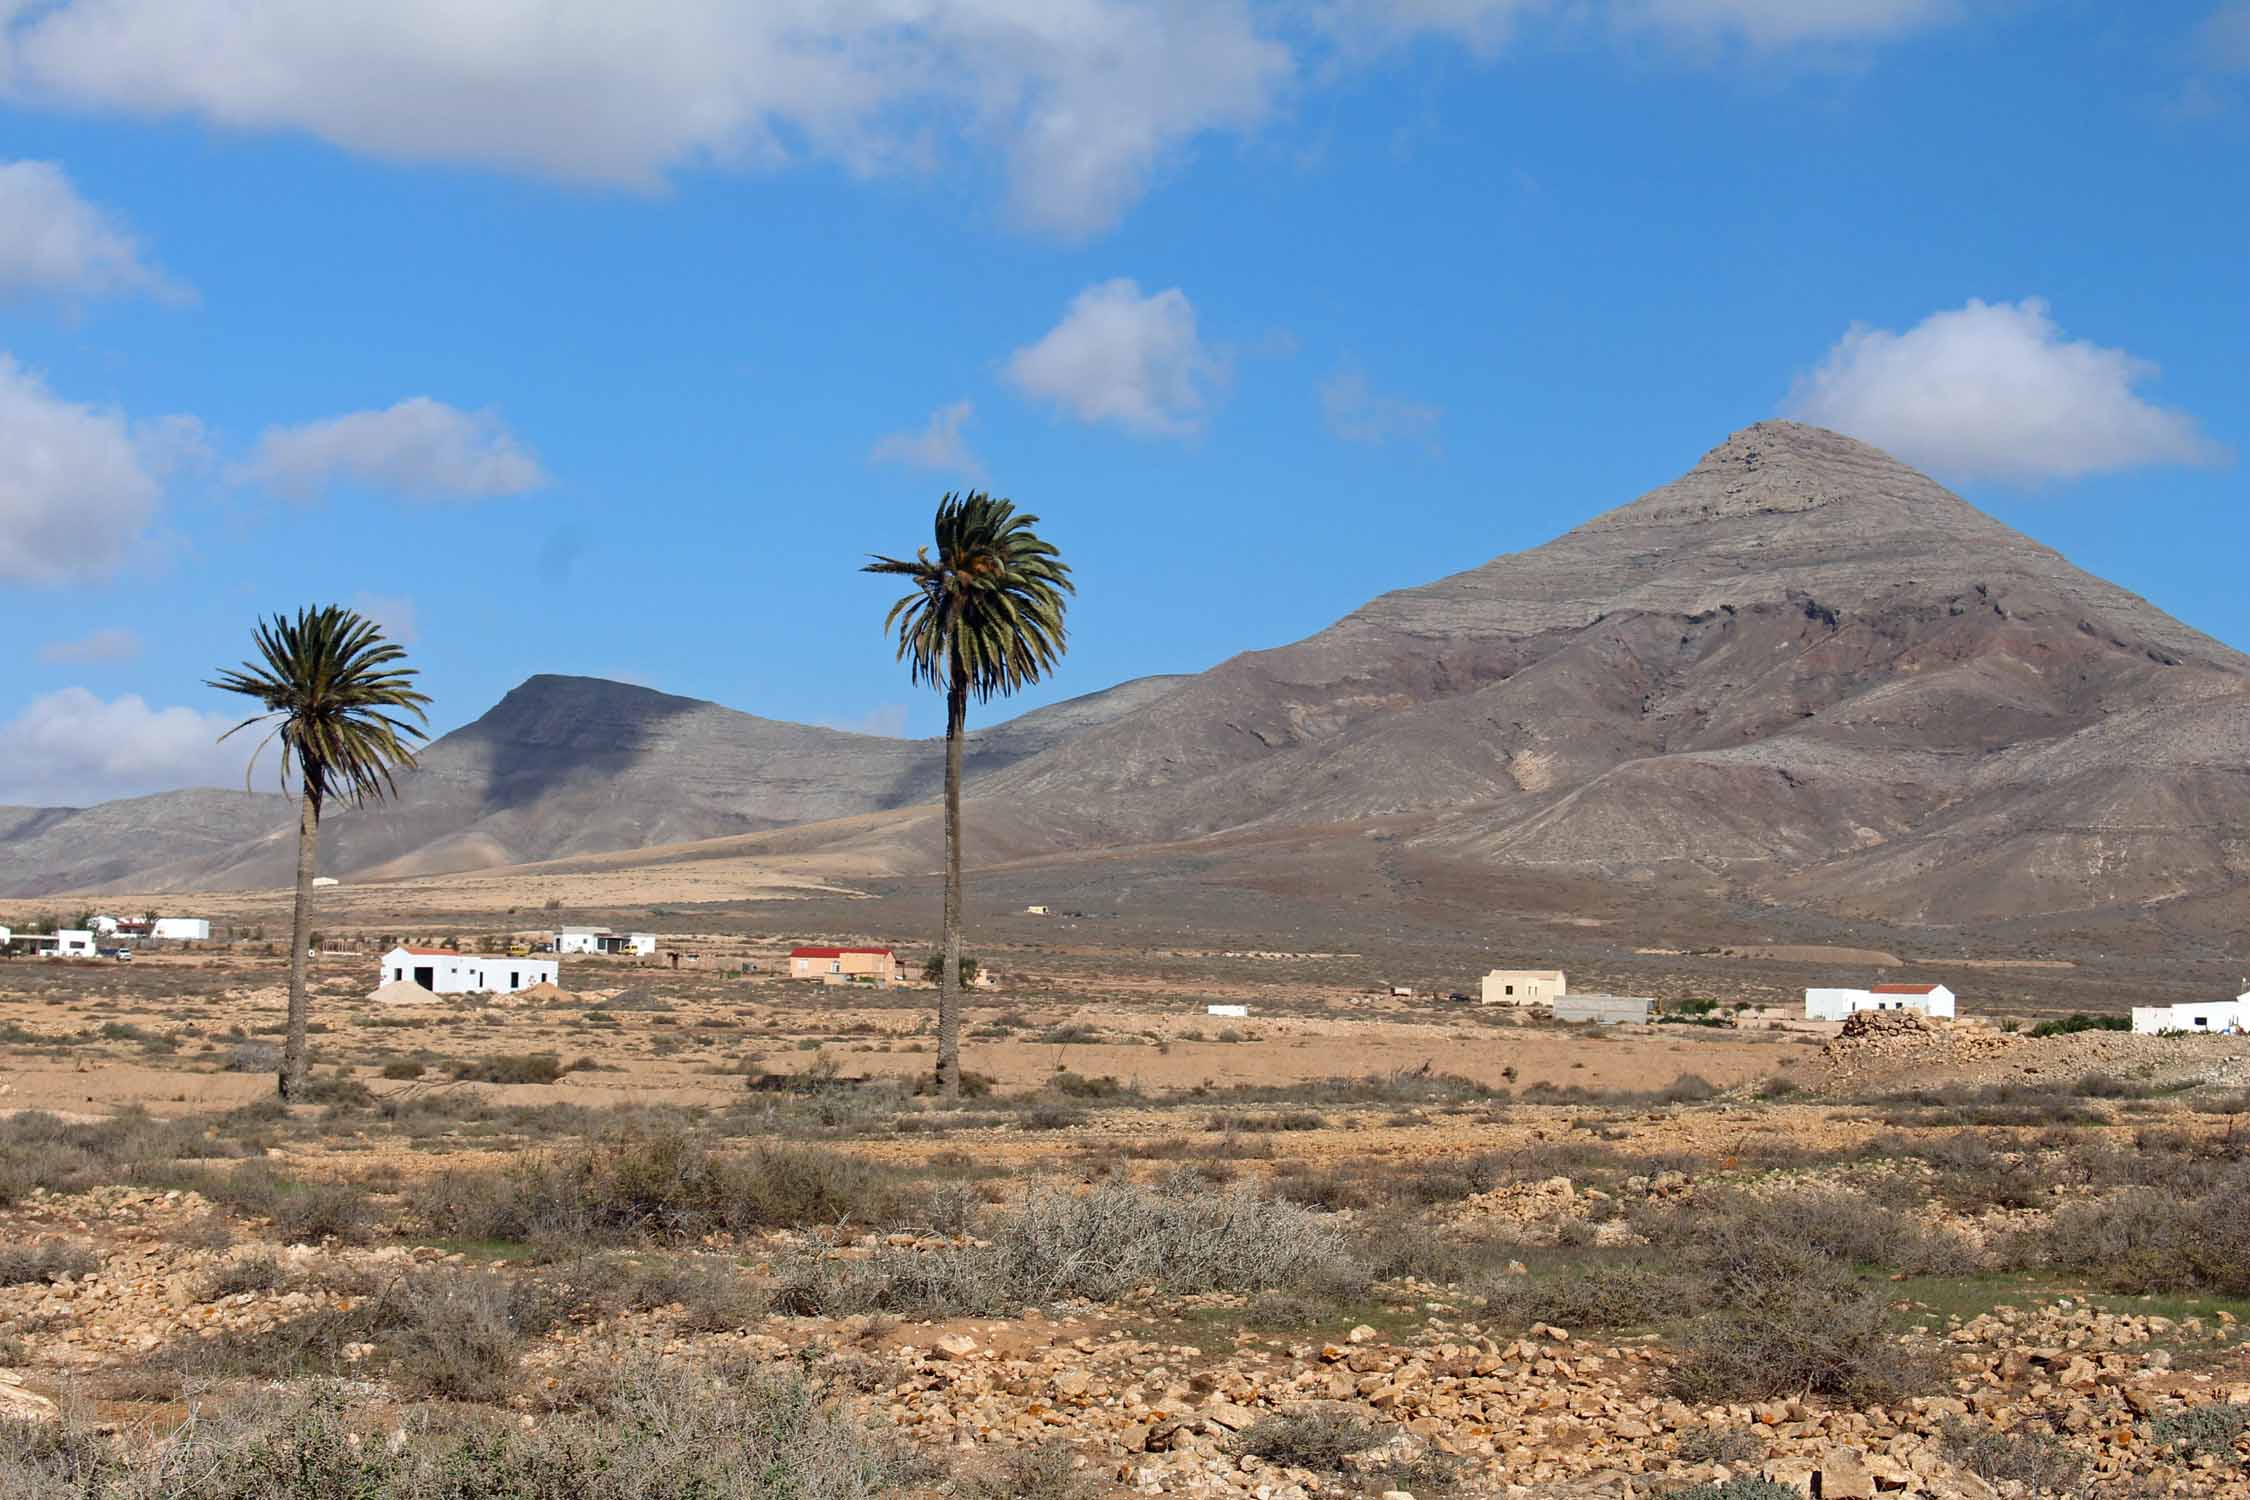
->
[[555, 928, 655, 956], [49, 930, 96, 957], [382, 946, 558, 997], [151, 918, 210, 942], [2131, 995, 2248, 1036], [1806, 983, 1957, 1021]]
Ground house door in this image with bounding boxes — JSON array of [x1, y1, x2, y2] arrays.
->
[[413, 966, 435, 989]]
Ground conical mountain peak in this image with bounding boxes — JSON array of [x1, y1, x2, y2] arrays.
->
[[1584, 420, 1975, 532]]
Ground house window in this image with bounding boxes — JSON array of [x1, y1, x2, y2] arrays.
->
[[1505, 985, 1515, 996], [829, 961, 841, 975]]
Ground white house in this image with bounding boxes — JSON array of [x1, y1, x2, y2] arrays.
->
[[49, 930, 97, 958], [88, 915, 120, 935], [1806, 983, 1957, 1020], [1482, 969, 1566, 1006], [381, 946, 558, 997], [151, 918, 210, 942], [2130, 995, 2249, 1036], [554, 927, 655, 956]]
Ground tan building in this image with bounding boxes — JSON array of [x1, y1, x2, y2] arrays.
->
[[789, 945, 897, 984], [1481, 968, 1566, 1006]]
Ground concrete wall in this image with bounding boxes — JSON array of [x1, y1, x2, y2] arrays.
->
[[1554, 994, 1650, 1025], [1482, 969, 1565, 1006]]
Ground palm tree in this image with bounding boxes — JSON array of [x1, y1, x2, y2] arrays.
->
[[866, 493, 1071, 1096], [210, 606, 429, 1101]]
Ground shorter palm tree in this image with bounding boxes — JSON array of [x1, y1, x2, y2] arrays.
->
[[866, 493, 1071, 1096], [211, 606, 428, 1100]]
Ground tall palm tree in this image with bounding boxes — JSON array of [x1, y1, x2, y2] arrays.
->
[[210, 606, 428, 1101], [866, 493, 1071, 1096]]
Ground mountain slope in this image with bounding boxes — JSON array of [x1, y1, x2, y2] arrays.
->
[[0, 791, 296, 899], [971, 422, 2250, 919], [4, 671, 1184, 894]]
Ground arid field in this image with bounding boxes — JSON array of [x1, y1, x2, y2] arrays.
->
[[2, 889, 2248, 1499]]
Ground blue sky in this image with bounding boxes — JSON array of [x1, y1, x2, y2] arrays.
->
[[1, 0, 2244, 806]]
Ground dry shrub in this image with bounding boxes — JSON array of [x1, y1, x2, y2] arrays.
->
[[1233, 1408, 1387, 1471], [958, 1440, 1096, 1500], [2030, 1170, 2250, 1294], [2, 1361, 923, 1497], [1940, 1417, 2087, 1491], [0, 1242, 99, 1287], [410, 1130, 906, 1245]]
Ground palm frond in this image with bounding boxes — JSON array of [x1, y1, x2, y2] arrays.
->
[[865, 490, 1074, 704], [207, 605, 430, 808]]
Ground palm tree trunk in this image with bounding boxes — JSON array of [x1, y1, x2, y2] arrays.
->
[[938, 665, 968, 1098], [280, 784, 320, 1101]]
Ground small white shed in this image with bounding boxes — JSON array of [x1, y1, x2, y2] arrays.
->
[[381, 946, 558, 997], [151, 918, 210, 942]]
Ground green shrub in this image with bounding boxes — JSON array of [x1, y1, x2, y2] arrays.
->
[[2027, 1012, 2129, 1038], [2151, 1403, 2250, 1460]]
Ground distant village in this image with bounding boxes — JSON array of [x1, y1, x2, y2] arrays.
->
[[6, 913, 2244, 1037]]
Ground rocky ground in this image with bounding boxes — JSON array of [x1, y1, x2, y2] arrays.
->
[[3, 945, 2249, 1497]]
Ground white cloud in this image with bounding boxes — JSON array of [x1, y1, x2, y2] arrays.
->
[[0, 0, 1290, 238], [1318, 0, 1958, 53], [0, 687, 251, 806], [1315, 0, 1549, 58], [247, 397, 547, 501], [1615, 0, 1957, 47], [2196, 1, 2250, 69], [870, 400, 984, 479], [0, 354, 163, 584], [350, 592, 419, 646], [1005, 278, 1221, 437], [37, 626, 140, 664], [1320, 363, 1441, 451], [1786, 298, 2225, 483], [0, 158, 186, 302]]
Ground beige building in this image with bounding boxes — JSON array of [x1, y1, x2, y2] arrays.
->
[[1481, 968, 1566, 1006], [789, 945, 897, 984]]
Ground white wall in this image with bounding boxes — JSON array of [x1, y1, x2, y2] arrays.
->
[[151, 918, 210, 941], [52, 929, 96, 956], [2132, 1000, 2248, 1036], [383, 948, 559, 996], [1806, 986, 1955, 1020], [555, 929, 606, 954]]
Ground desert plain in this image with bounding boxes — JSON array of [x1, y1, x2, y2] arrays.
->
[[2, 861, 2247, 1500]]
